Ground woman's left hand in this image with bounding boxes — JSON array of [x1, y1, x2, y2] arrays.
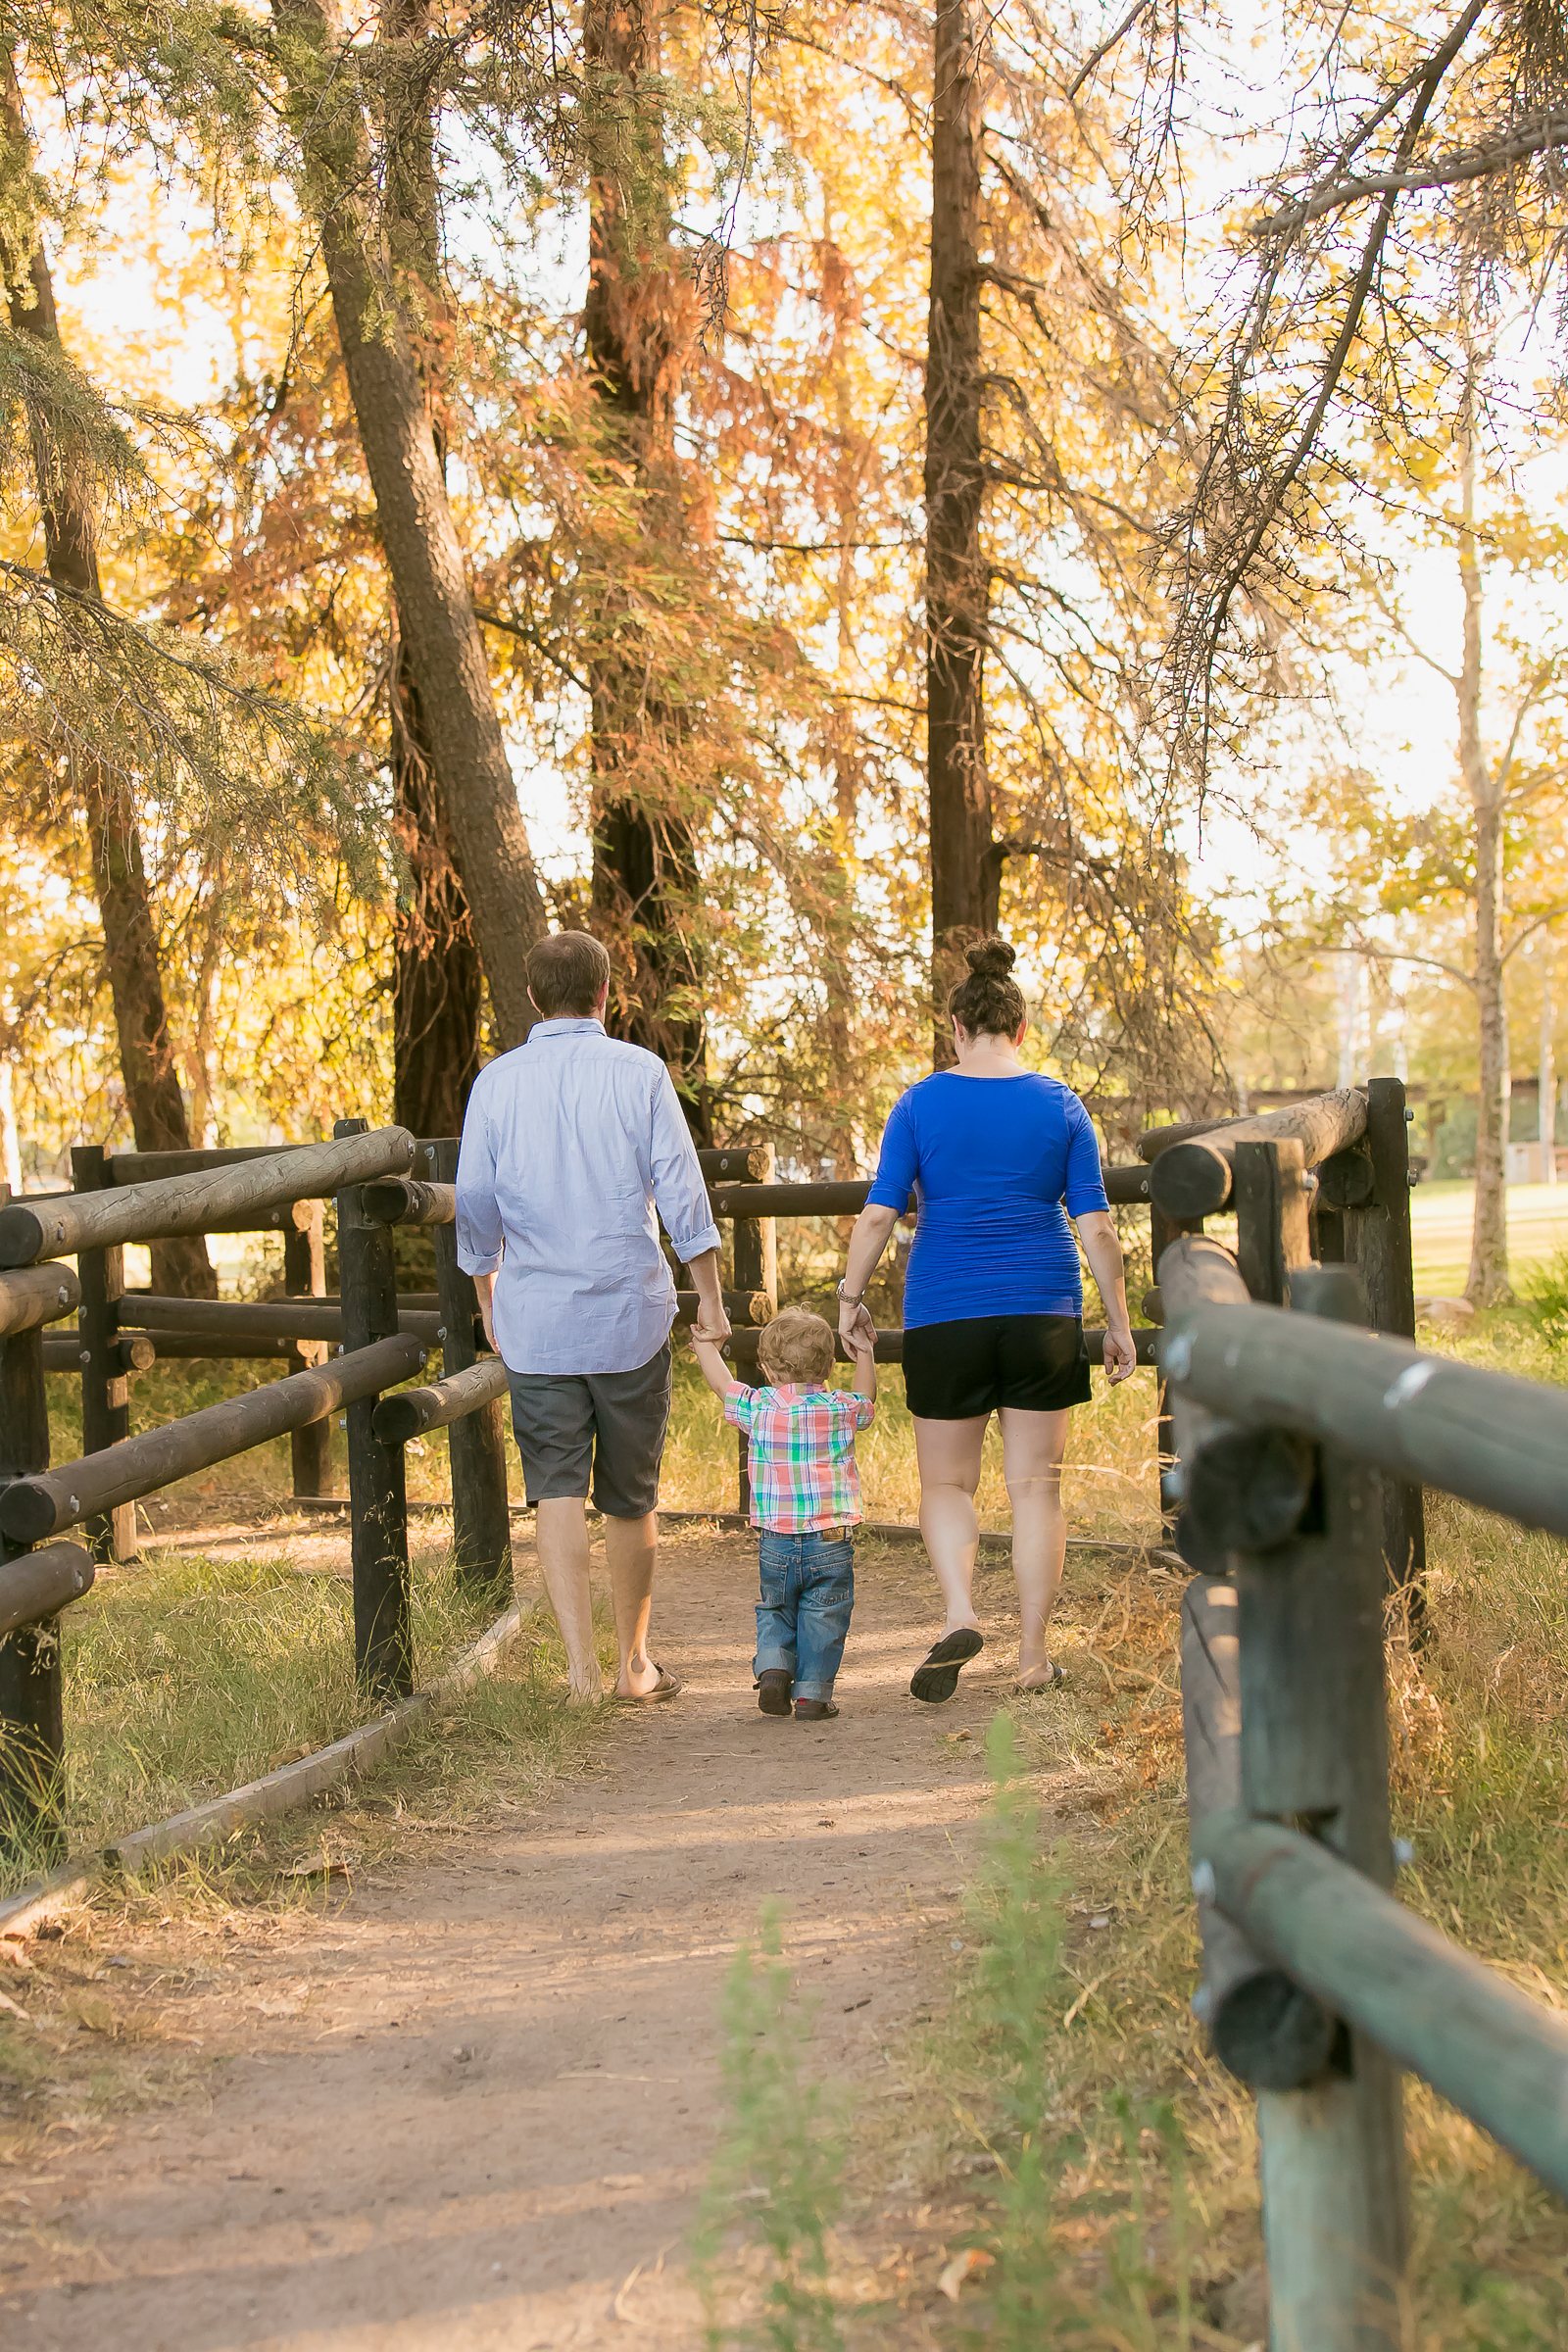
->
[[1102, 1325, 1137, 1385], [839, 1298, 876, 1352]]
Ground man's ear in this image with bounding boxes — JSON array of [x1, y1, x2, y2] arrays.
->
[[527, 988, 542, 1018]]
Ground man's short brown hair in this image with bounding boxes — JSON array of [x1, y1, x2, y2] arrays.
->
[[527, 930, 612, 1019], [757, 1306, 837, 1387]]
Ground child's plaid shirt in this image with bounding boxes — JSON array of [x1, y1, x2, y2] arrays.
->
[[722, 1381, 876, 1532]]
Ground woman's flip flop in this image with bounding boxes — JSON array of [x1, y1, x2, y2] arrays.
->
[[909, 1628, 984, 1704], [614, 1665, 682, 1703], [1014, 1662, 1066, 1693]]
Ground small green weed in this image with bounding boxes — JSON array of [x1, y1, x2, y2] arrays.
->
[[1520, 1244, 1568, 1348], [695, 1904, 848, 2352]]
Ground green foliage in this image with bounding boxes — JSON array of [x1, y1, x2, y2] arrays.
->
[[695, 1904, 847, 2352], [1521, 1242, 1568, 1348], [948, 1712, 1072, 2339]]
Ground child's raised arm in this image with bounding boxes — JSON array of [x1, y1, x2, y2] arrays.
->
[[849, 1334, 877, 1406], [689, 1328, 743, 1402]]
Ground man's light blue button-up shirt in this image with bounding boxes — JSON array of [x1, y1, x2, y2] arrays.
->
[[455, 1018, 722, 1376]]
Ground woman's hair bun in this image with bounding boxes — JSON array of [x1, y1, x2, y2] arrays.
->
[[965, 937, 1015, 979]]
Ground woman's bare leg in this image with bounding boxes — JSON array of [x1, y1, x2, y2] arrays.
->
[[912, 1414, 990, 1635], [999, 1407, 1072, 1680]]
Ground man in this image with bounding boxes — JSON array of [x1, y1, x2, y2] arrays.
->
[[456, 930, 731, 1701]]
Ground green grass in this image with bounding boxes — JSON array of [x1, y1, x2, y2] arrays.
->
[[0, 1538, 514, 1895]]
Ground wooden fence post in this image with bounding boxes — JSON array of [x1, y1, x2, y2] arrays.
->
[[1356, 1077, 1427, 1624], [731, 1143, 777, 1514], [1230, 1262, 1409, 2350], [284, 1200, 331, 1500], [71, 1145, 136, 1565], [0, 1191, 66, 1857], [430, 1137, 513, 1601], [1232, 1138, 1312, 1307], [335, 1120, 414, 1702], [1152, 1197, 1202, 1523]]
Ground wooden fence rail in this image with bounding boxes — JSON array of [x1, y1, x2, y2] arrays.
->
[[1155, 1108, 1563, 2349], [0, 1080, 1408, 1910]]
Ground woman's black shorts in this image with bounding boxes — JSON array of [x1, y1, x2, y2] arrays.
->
[[903, 1314, 1092, 1420]]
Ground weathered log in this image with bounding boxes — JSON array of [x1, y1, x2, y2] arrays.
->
[[0, 1264, 79, 1339], [1199, 1809, 1568, 2201], [106, 1143, 312, 1184], [1150, 1091, 1368, 1219], [709, 1169, 1151, 1218], [372, 1354, 509, 1446], [710, 1179, 878, 1219], [717, 1324, 1157, 1371], [1161, 1298, 1568, 1542], [1139, 1112, 1250, 1162], [672, 1290, 776, 1329], [41, 1333, 155, 1374], [115, 1296, 442, 1345], [699, 1145, 772, 1182], [1181, 1577, 1336, 2090], [359, 1177, 456, 1228], [0, 1126, 418, 1267], [0, 1334, 426, 1544], [0, 1544, 94, 1640], [431, 1135, 511, 1598], [1156, 1235, 1250, 1575]]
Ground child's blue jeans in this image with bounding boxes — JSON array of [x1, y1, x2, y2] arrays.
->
[[755, 1529, 856, 1702]]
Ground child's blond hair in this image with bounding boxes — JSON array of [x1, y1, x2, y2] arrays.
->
[[757, 1305, 837, 1386]]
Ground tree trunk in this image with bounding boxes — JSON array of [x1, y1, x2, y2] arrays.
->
[[1542, 943, 1557, 1186], [391, 649, 482, 1133], [925, 0, 994, 1068], [380, 0, 483, 1134], [2, 58, 216, 1295], [1458, 418, 1511, 1304], [274, 0, 548, 1053], [582, 0, 710, 1142]]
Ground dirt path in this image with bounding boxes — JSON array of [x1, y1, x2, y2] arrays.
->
[[3, 1530, 1023, 2350]]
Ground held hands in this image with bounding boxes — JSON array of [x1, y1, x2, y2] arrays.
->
[[839, 1298, 876, 1353], [1102, 1324, 1138, 1386], [690, 1304, 732, 1345]]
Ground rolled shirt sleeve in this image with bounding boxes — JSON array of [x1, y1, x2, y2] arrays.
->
[[1062, 1094, 1111, 1217], [455, 1083, 505, 1276], [649, 1068, 722, 1262]]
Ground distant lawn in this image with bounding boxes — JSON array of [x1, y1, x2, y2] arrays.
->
[[1412, 1179, 1568, 1296]]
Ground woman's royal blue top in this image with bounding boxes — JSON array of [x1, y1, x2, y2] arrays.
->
[[865, 1071, 1108, 1329]]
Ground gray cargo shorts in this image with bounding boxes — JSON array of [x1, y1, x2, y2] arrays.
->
[[507, 1342, 672, 1519]]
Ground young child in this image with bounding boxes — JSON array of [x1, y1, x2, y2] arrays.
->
[[690, 1306, 876, 1721]]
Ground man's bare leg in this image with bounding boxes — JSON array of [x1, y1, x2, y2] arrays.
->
[[605, 1511, 662, 1697], [535, 1496, 602, 1700]]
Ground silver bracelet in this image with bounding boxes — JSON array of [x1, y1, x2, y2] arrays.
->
[[835, 1278, 864, 1305]]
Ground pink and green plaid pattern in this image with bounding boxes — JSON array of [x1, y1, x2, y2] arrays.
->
[[723, 1382, 876, 1532]]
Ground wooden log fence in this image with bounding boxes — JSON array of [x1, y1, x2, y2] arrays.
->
[[1152, 1101, 1568, 2345], [0, 1080, 1414, 1885]]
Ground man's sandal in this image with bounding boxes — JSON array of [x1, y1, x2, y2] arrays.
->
[[909, 1628, 984, 1704], [614, 1666, 682, 1703], [1014, 1662, 1066, 1694]]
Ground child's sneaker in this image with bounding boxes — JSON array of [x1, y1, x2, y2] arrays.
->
[[757, 1668, 793, 1717], [794, 1697, 838, 1721]]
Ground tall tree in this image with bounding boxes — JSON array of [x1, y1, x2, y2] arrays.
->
[[1, 55, 216, 1295], [273, 0, 550, 1052], [380, 0, 483, 1135], [924, 0, 992, 1065], [582, 0, 710, 1139]]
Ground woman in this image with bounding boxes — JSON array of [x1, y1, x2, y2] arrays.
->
[[837, 939, 1137, 1700]]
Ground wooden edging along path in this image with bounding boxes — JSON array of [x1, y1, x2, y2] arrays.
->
[[0, 1600, 525, 1939]]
